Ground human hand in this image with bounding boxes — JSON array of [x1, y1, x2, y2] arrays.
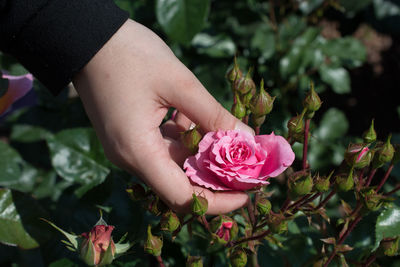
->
[[73, 19, 254, 214]]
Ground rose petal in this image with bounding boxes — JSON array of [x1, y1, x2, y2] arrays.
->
[[0, 73, 33, 115]]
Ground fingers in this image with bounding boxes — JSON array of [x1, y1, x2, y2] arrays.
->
[[160, 111, 193, 139], [163, 137, 191, 166], [162, 65, 254, 135]]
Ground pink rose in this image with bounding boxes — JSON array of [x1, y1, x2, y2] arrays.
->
[[184, 130, 295, 191], [81, 225, 116, 265], [0, 72, 33, 115]]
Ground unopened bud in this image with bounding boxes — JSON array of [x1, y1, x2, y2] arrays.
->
[[288, 172, 313, 198], [231, 93, 246, 119], [256, 198, 272, 216], [233, 69, 256, 95], [243, 88, 256, 108], [186, 255, 203, 267], [361, 189, 383, 212], [335, 170, 354, 192], [210, 215, 238, 244], [303, 81, 322, 115], [144, 225, 163, 256], [191, 194, 208, 216], [372, 135, 395, 168], [230, 249, 247, 267], [363, 119, 377, 144], [160, 210, 180, 232], [344, 144, 372, 169], [126, 183, 146, 201], [181, 125, 202, 154], [314, 172, 332, 192], [287, 110, 306, 143], [251, 114, 266, 128], [378, 237, 399, 257], [226, 57, 242, 84], [148, 196, 168, 216], [250, 79, 275, 117], [267, 213, 287, 234]]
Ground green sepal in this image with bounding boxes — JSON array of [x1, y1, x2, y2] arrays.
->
[[41, 218, 81, 250], [80, 236, 96, 266], [98, 238, 114, 266]]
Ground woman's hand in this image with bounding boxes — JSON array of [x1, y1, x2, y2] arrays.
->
[[73, 19, 253, 214]]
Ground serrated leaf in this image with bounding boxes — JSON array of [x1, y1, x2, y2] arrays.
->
[[156, 0, 210, 44], [373, 204, 400, 251], [46, 128, 110, 197], [0, 189, 49, 249]]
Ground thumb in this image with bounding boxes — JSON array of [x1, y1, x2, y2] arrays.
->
[[163, 65, 254, 135]]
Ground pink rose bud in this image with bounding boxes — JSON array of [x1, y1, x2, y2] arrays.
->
[[0, 72, 33, 115], [181, 125, 202, 154], [160, 210, 180, 232], [226, 57, 243, 84], [210, 215, 238, 244], [303, 81, 322, 116], [362, 119, 377, 144], [230, 249, 248, 267], [233, 69, 255, 95], [144, 225, 163, 257], [231, 93, 246, 120], [288, 171, 313, 198], [344, 144, 372, 169], [191, 193, 208, 216], [372, 135, 395, 168], [250, 79, 275, 117], [267, 213, 288, 234], [186, 255, 203, 267], [80, 225, 116, 266]]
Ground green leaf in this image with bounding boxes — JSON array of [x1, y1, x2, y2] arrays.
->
[[250, 25, 276, 60], [49, 258, 78, 267], [319, 64, 351, 94], [156, 0, 210, 44], [40, 218, 80, 249], [373, 0, 400, 19], [298, 0, 325, 15], [46, 128, 111, 197], [373, 204, 400, 251], [192, 33, 236, 58], [0, 189, 49, 249], [0, 141, 38, 192], [10, 124, 53, 143], [321, 37, 366, 68], [315, 108, 349, 141]]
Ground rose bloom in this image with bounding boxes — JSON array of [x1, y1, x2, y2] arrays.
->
[[81, 225, 116, 265], [184, 130, 295, 191]]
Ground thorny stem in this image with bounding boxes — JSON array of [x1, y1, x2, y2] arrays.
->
[[156, 255, 165, 267], [384, 183, 400, 196], [255, 126, 260, 135], [362, 254, 377, 267], [291, 192, 322, 214], [250, 253, 260, 267], [376, 163, 394, 192], [229, 229, 271, 248], [287, 194, 311, 210], [247, 199, 257, 228], [365, 168, 377, 187], [281, 196, 291, 212], [315, 190, 336, 210], [302, 119, 311, 170]]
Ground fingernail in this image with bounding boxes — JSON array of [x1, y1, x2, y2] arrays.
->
[[235, 120, 255, 135]]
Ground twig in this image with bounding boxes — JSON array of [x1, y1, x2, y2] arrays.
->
[[247, 200, 256, 228], [365, 168, 377, 187], [315, 190, 336, 210], [156, 255, 165, 267], [302, 119, 311, 170], [362, 254, 377, 267], [229, 229, 271, 247], [384, 183, 400, 196], [376, 164, 394, 192]]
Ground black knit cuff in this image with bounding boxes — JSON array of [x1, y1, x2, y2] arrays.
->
[[8, 0, 129, 94]]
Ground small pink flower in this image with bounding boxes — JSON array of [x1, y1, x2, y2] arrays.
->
[[184, 130, 295, 191], [216, 221, 233, 242], [81, 225, 116, 265], [355, 147, 369, 162], [0, 72, 33, 115]]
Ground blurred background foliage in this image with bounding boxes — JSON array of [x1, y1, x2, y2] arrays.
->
[[1, 0, 400, 266]]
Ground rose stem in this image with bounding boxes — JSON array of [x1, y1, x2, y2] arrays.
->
[[250, 253, 260, 267], [365, 168, 377, 187], [376, 163, 394, 192], [243, 115, 249, 125], [281, 196, 291, 212], [362, 254, 377, 267], [241, 207, 250, 222], [255, 126, 260, 135], [315, 189, 336, 210], [384, 183, 400, 196], [291, 193, 322, 214], [302, 119, 311, 170], [156, 255, 165, 267], [200, 215, 210, 232], [229, 229, 271, 247], [287, 194, 311, 210], [247, 199, 257, 228]]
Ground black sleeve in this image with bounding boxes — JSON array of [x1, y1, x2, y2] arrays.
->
[[0, 0, 129, 94]]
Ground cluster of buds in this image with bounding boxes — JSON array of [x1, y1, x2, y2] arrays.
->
[[144, 225, 163, 257], [226, 58, 274, 132], [288, 171, 313, 198], [43, 214, 132, 266], [186, 255, 203, 267], [210, 215, 238, 245]]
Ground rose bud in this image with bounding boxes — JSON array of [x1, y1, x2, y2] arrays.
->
[[378, 237, 399, 257], [210, 215, 238, 244], [160, 210, 180, 233], [250, 79, 275, 117], [126, 183, 147, 201], [335, 170, 354, 192], [288, 172, 313, 198], [267, 213, 288, 234], [186, 255, 203, 267], [181, 125, 202, 154], [191, 193, 208, 216], [372, 135, 395, 168], [361, 189, 383, 212], [233, 69, 256, 95], [80, 225, 116, 266], [344, 144, 372, 169], [243, 87, 256, 109], [144, 225, 163, 256], [313, 172, 332, 192], [256, 198, 272, 216], [251, 114, 266, 128], [230, 249, 247, 267], [231, 93, 246, 120], [362, 119, 377, 144], [147, 196, 169, 216], [287, 110, 307, 143], [226, 57, 242, 84], [303, 81, 322, 115]]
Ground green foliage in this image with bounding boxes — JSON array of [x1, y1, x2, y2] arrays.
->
[[373, 204, 400, 251]]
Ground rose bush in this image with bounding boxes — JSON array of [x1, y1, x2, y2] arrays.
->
[[184, 130, 295, 191]]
